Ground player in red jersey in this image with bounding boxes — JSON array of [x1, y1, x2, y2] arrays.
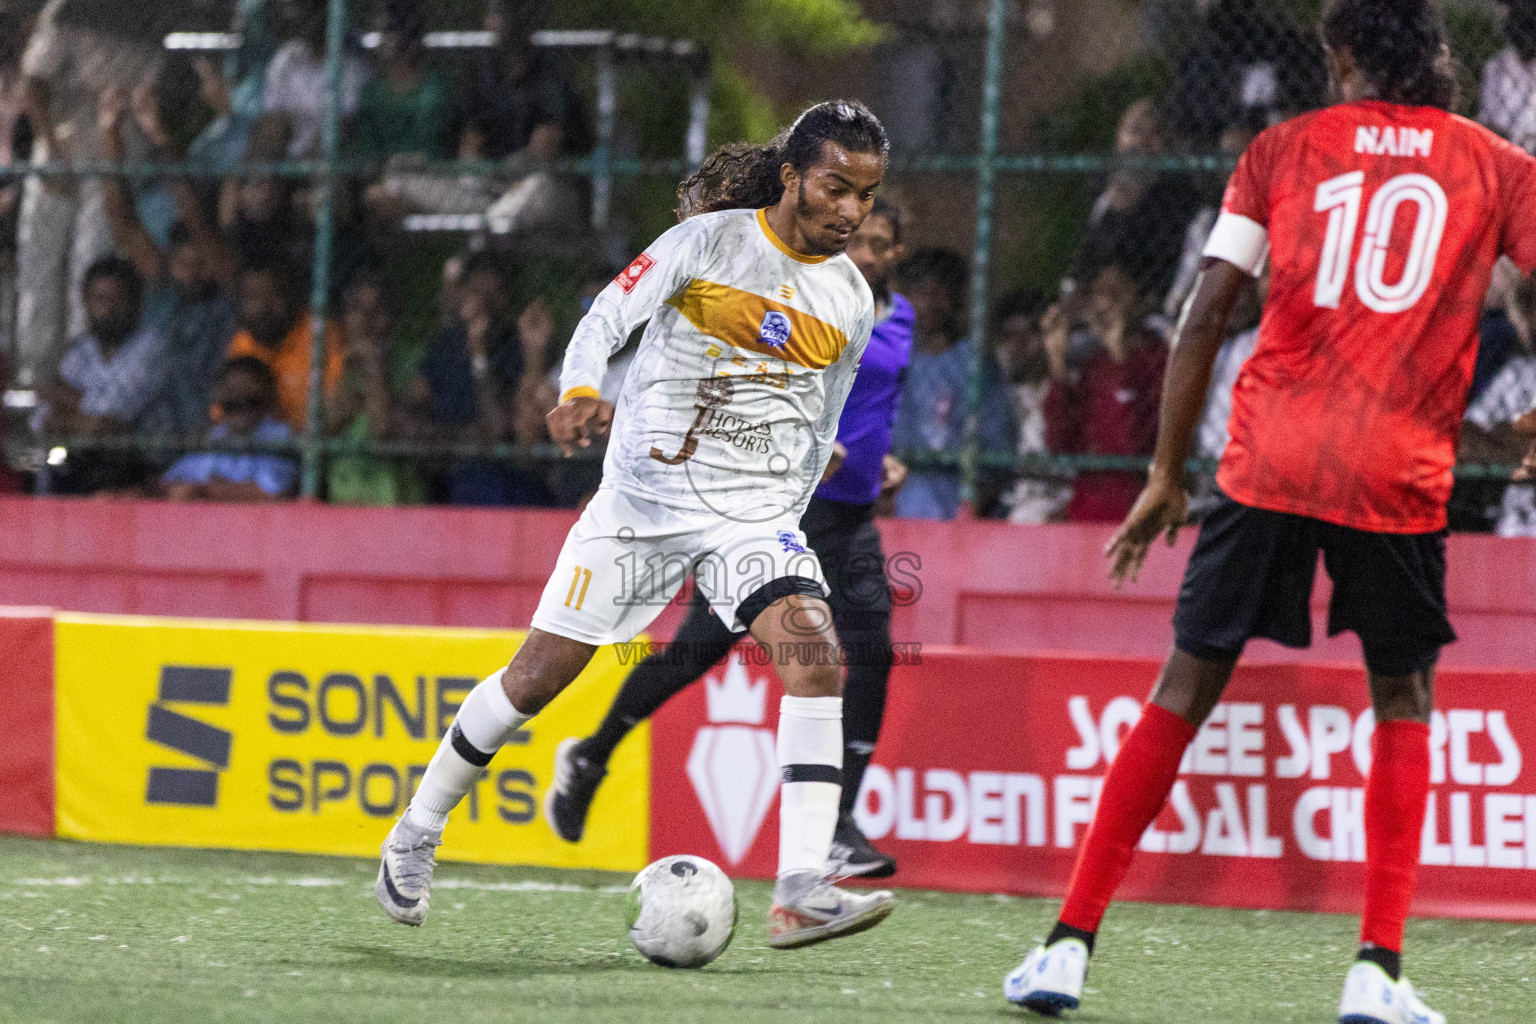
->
[[1004, 2, 1536, 1022]]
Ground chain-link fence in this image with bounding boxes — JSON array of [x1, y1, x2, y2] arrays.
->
[[0, 0, 1533, 533]]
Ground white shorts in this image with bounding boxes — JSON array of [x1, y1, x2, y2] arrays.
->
[[530, 486, 827, 646]]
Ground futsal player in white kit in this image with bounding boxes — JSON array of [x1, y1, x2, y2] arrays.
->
[[376, 100, 896, 949]]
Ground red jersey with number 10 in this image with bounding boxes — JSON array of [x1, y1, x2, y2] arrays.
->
[[1207, 100, 1536, 533]]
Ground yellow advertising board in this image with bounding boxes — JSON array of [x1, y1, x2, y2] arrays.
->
[[53, 613, 647, 871]]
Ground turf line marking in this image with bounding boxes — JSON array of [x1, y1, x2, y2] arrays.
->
[[434, 880, 629, 895], [6, 876, 629, 895]]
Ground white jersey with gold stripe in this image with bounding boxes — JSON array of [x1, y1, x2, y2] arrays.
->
[[560, 207, 875, 523]]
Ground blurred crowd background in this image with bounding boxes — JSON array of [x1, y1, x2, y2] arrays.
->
[[0, 0, 1532, 538]]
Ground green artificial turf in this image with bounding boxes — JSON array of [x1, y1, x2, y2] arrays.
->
[[0, 835, 1532, 1023]]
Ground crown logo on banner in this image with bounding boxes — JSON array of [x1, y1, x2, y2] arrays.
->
[[688, 649, 779, 864], [704, 654, 768, 725]]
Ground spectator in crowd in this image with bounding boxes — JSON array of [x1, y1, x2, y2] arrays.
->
[[1460, 274, 1536, 538], [1061, 99, 1201, 310], [539, 265, 629, 507], [1165, 0, 1327, 151], [186, 55, 254, 177], [1479, 2, 1536, 153], [179, 0, 280, 176], [1193, 275, 1264, 465], [0, 7, 31, 192], [994, 288, 1072, 525], [255, 0, 367, 160], [12, 0, 163, 389], [219, 173, 312, 272], [1044, 264, 1168, 523], [463, 0, 575, 163], [352, 0, 460, 163], [1461, 347, 1536, 539], [100, 87, 240, 439], [1470, 258, 1535, 409], [365, 0, 585, 238], [366, 0, 583, 237], [0, 351, 20, 494], [891, 247, 1015, 520], [108, 61, 211, 256], [1162, 120, 1260, 324], [402, 253, 553, 505], [230, 0, 279, 100], [1183, 270, 1265, 516], [327, 269, 425, 506], [226, 256, 343, 432], [1446, 271, 1536, 531], [0, 8, 33, 372], [36, 256, 168, 493], [162, 356, 297, 502]]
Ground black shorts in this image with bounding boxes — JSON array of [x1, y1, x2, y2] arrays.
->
[[1172, 492, 1456, 677], [801, 496, 893, 625], [722, 497, 893, 652]]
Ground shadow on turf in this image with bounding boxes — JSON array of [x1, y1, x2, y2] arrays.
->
[[332, 943, 947, 986], [335, 944, 640, 979]]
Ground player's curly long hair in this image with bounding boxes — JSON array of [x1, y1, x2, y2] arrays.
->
[[1322, 0, 1458, 111], [676, 100, 889, 220]]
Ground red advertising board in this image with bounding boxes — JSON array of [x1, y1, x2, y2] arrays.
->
[[650, 648, 1536, 922], [0, 608, 55, 836]]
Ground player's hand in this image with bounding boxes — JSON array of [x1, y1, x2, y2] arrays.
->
[[97, 85, 127, 139], [880, 453, 908, 495], [1105, 472, 1189, 589], [821, 441, 847, 482], [1515, 408, 1536, 482], [1041, 302, 1072, 379], [518, 297, 554, 353], [547, 395, 613, 457]]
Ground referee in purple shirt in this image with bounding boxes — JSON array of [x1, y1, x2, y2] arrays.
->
[[544, 199, 914, 877]]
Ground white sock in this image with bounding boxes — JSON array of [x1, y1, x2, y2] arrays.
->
[[776, 695, 843, 883], [405, 669, 531, 831]]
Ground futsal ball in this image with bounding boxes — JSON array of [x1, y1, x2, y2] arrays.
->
[[626, 855, 737, 968]]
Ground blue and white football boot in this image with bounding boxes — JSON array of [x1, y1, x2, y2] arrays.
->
[[1003, 937, 1088, 1017], [1339, 961, 1445, 1024], [375, 816, 441, 926]]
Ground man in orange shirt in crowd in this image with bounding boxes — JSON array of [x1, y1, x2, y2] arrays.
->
[[226, 256, 343, 430]]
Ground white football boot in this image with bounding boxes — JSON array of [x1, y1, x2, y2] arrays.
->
[[1004, 938, 1089, 1017], [767, 872, 894, 949], [1339, 961, 1445, 1024], [375, 816, 442, 926]]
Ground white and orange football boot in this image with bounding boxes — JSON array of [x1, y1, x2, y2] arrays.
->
[[766, 871, 894, 949]]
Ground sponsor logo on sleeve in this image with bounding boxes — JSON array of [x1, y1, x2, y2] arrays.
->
[[615, 253, 657, 294]]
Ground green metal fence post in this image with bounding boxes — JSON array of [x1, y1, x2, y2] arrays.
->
[[300, 0, 349, 500], [958, 0, 1009, 513]]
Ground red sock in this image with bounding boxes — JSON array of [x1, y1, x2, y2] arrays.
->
[[1058, 703, 1198, 934], [1360, 720, 1431, 953]]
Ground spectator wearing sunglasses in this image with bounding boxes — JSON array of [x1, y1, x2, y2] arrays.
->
[[161, 357, 297, 502]]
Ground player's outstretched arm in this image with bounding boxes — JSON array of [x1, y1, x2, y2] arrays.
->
[[552, 220, 702, 455], [1106, 258, 1250, 587]]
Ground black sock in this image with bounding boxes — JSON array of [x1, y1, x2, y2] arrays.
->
[[838, 620, 891, 819], [1046, 921, 1096, 956], [579, 710, 639, 766], [1357, 944, 1401, 982], [839, 745, 873, 818], [582, 592, 737, 765]]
